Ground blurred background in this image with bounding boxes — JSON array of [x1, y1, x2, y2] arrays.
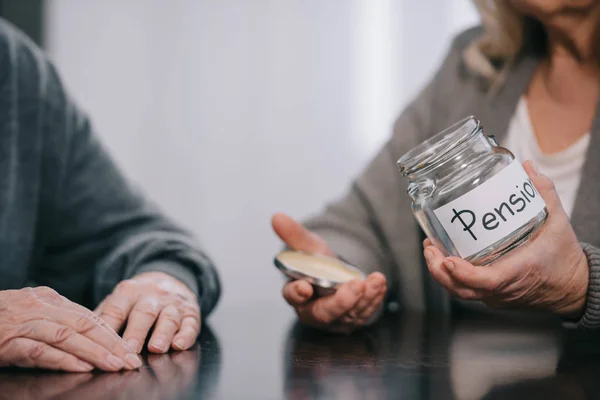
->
[[0, 1, 481, 396], [5, 0, 478, 309]]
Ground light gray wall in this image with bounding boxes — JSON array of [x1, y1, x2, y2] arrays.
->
[[45, 0, 478, 311]]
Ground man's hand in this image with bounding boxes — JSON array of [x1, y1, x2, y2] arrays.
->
[[0, 287, 141, 372], [273, 213, 387, 333], [95, 272, 200, 354]]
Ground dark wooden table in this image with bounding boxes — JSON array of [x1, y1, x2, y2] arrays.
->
[[2, 302, 600, 399]]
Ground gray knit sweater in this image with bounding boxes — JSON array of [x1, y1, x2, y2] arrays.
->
[[0, 20, 220, 316], [305, 27, 600, 329]]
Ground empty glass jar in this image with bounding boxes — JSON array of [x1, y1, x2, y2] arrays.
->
[[397, 116, 547, 265]]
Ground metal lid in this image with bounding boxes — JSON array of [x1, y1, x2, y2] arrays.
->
[[274, 250, 366, 290]]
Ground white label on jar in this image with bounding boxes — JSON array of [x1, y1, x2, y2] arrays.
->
[[433, 160, 546, 259]]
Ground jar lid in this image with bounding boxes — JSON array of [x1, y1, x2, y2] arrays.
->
[[274, 250, 366, 289], [397, 116, 480, 177]]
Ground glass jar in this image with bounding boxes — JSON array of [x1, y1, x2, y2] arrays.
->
[[397, 116, 548, 265]]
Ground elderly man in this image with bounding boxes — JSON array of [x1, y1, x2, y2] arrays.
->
[[0, 20, 220, 372]]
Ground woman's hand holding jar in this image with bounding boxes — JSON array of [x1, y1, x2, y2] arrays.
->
[[424, 161, 589, 319]]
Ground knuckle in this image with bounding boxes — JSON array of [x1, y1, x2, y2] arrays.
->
[[138, 305, 160, 319], [161, 308, 181, 325], [27, 342, 46, 361], [74, 314, 99, 334], [161, 316, 181, 329], [186, 302, 201, 316], [156, 286, 172, 298], [33, 286, 58, 297], [183, 314, 201, 329], [101, 302, 127, 321], [53, 326, 75, 344], [179, 305, 200, 322], [32, 287, 60, 302], [485, 276, 503, 292], [18, 292, 41, 309]]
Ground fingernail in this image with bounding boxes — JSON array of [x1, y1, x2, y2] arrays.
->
[[125, 353, 143, 369], [77, 360, 94, 372], [127, 339, 140, 353], [106, 354, 126, 370], [151, 338, 166, 352], [424, 249, 433, 263], [173, 338, 186, 350], [443, 259, 455, 272]]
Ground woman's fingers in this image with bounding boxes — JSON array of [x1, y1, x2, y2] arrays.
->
[[296, 280, 365, 325], [347, 273, 386, 319], [523, 160, 564, 215], [442, 256, 509, 292], [271, 213, 335, 256], [4, 337, 95, 373], [282, 280, 314, 307], [356, 291, 386, 323], [424, 246, 481, 301]]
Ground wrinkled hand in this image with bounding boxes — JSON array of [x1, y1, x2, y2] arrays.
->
[[95, 272, 200, 354], [0, 287, 141, 372], [424, 161, 589, 318], [273, 213, 387, 333]]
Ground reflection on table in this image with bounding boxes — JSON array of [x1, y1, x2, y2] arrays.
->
[[0, 326, 220, 400], [284, 309, 600, 400], [3, 305, 600, 399]]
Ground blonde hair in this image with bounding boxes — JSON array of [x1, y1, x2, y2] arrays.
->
[[466, 0, 600, 82], [464, 0, 526, 81]]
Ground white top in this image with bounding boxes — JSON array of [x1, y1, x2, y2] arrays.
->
[[502, 98, 591, 218]]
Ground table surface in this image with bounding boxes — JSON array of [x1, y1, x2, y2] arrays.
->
[[2, 303, 600, 400]]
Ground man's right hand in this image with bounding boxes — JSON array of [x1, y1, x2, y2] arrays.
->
[[0, 287, 142, 372], [272, 213, 387, 333]]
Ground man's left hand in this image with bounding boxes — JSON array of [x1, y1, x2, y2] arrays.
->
[[95, 272, 200, 354]]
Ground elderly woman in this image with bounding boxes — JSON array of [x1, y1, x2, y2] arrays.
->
[[274, 0, 600, 332]]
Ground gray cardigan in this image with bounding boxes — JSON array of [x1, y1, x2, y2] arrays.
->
[[305, 27, 600, 329], [0, 20, 220, 316]]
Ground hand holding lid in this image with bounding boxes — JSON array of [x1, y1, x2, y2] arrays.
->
[[272, 213, 387, 333]]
